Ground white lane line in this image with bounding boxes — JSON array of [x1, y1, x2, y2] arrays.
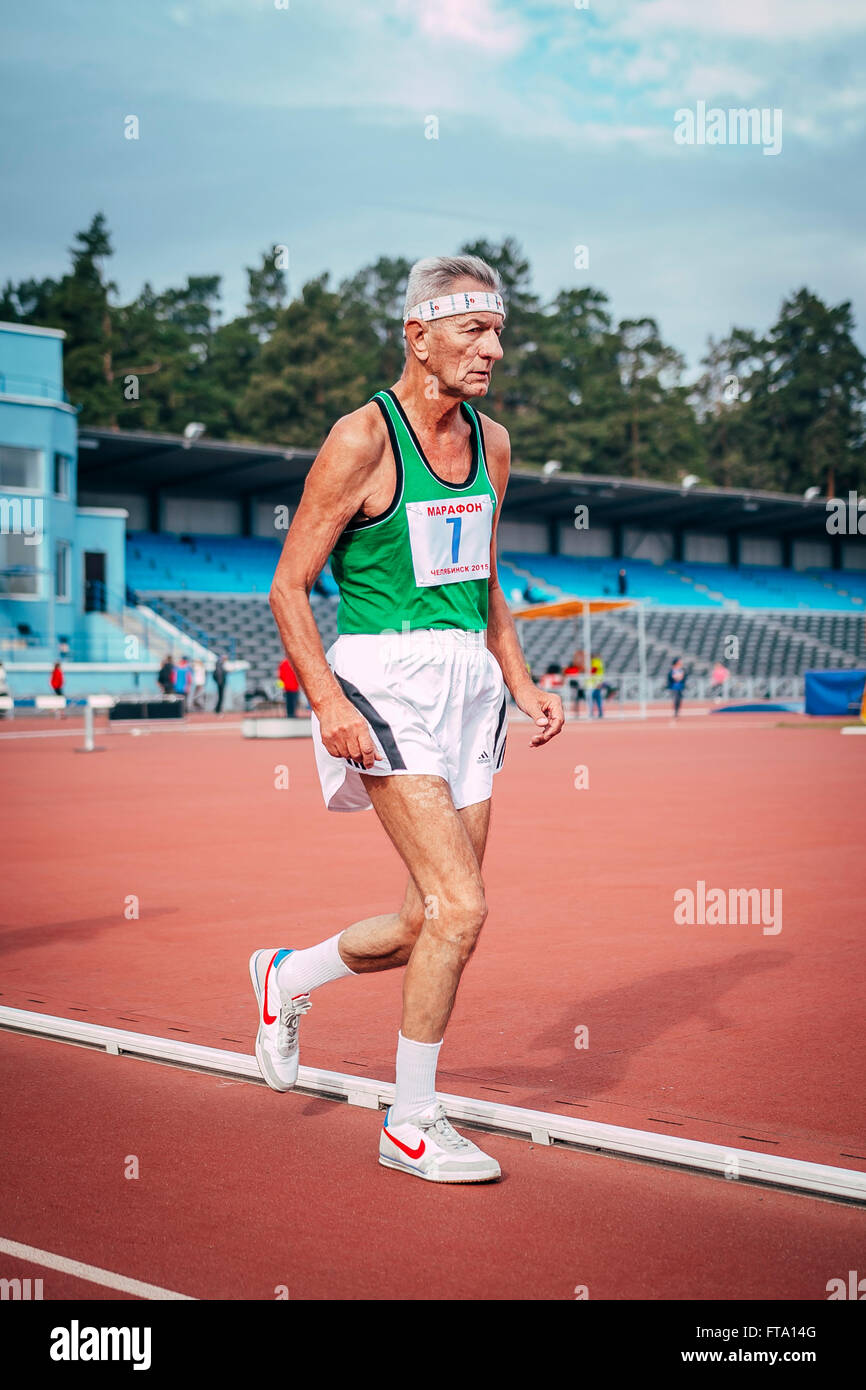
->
[[0, 714, 798, 741], [0, 1237, 196, 1300], [0, 722, 240, 741], [0, 729, 87, 739], [2, 1006, 864, 1205]]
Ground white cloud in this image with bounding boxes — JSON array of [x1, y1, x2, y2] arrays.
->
[[615, 0, 866, 41], [669, 64, 766, 103], [395, 0, 527, 57], [623, 51, 675, 85], [826, 87, 866, 112], [577, 6, 866, 143], [39, 0, 858, 157]]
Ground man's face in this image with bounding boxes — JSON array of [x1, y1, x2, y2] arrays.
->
[[410, 278, 504, 399]]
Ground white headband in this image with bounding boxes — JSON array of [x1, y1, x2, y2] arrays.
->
[[404, 290, 506, 324]]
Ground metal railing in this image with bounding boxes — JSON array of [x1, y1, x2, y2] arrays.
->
[[83, 576, 125, 616], [0, 625, 44, 653], [562, 673, 805, 705]]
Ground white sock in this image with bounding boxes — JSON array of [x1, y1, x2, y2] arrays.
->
[[391, 1031, 442, 1126], [275, 932, 355, 999]]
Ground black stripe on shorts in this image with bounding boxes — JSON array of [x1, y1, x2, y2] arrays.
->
[[335, 674, 407, 771], [492, 692, 507, 769], [495, 732, 507, 771]]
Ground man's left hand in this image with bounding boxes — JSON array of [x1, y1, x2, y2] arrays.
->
[[514, 686, 565, 746]]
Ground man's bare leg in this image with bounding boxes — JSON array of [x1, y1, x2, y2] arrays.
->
[[336, 781, 490, 1007], [348, 774, 500, 1176], [257, 777, 479, 1094], [355, 774, 490, 1041], [276, 772, 490, 1057], [266, 772, 500, 1175]]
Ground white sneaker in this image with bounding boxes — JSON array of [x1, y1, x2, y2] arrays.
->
[[249, 948, 311, 1092], [379, 1103, 501, 1183]]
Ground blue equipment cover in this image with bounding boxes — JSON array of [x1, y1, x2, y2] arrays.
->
[[804, 669, 866, 716]]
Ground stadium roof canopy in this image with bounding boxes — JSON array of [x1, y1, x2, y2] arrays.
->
[[77, 428, 316, 503], [78, 426, 840, 539]]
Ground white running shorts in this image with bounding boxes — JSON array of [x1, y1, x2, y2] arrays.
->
[[311, 628, 508, 812]]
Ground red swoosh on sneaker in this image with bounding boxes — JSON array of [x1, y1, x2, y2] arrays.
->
[[262, 951, 279, 1025], [384, 1127, 425, 1161]]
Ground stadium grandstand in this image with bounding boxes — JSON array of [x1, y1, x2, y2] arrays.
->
[[2, 319, 864, 713], [90, 425, 866, 706]]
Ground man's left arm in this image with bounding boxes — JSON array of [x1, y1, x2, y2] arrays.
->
[[481, 416, 565, 747]]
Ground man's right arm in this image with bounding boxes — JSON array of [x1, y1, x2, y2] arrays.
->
[[269, 407, 383, 769]]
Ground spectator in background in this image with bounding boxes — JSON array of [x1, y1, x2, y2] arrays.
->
[[278, 655, 300, 718], [563, 654, 584, 713], [618, 567, 628, 596], [191, 658, 207, 711], [157, 655, 175, 697], [213, 654, 227, 714], [667, 657, 687, 719], [538, 663, 565, 695], [50, 661, 65, 699], [710, 661, 730, 699], [174, 655, 191, 710], [588, 652, 605, 717], [0, 659, 8, 718]]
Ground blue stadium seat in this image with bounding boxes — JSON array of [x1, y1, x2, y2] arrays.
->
[[127, 532, 336, 596], [126, 534, 864, 614], [501, 553, 863, 612]]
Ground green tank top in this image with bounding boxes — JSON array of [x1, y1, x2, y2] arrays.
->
[[330, 388, 498, 635]]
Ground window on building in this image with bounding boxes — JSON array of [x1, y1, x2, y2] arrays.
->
[[53, 452, 71, 497], [0, 530, 42, 596], [0, 444, 43, 491], [55, 539, 71, 601]]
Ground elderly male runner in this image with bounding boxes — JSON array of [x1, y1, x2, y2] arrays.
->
[[254, 254, 564, 1183]]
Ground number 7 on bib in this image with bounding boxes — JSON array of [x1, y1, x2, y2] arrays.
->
[[405, 495, 493, 588]]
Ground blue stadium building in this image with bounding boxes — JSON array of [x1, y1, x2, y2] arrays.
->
[[0, 322, 246, 707]]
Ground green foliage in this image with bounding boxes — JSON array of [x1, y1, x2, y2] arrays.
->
[[2, 218, 863, 492], [692, 294, 866, 493], [240, 275, 378, 446]]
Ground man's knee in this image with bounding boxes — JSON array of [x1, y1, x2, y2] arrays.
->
[[425, 883, 488, 957]]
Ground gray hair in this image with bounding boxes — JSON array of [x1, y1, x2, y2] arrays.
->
[[403, 254, 501, 320]]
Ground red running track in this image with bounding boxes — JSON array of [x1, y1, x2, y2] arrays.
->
[[1, 712, 864, 1297], [1, 1030, 863, 1301]]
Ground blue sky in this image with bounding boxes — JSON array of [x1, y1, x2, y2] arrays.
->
[[2, 0, 865, 376]]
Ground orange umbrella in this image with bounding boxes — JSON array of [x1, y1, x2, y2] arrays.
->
[[512, 596, 647, 720]]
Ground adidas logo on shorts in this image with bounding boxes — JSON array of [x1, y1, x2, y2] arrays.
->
[[476, 749, 491, 765]]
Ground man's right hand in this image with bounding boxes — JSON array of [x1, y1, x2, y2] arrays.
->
[[316, 692, 378, 768]]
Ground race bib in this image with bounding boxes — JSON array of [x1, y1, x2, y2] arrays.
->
[[405, 495, 493, 587]]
